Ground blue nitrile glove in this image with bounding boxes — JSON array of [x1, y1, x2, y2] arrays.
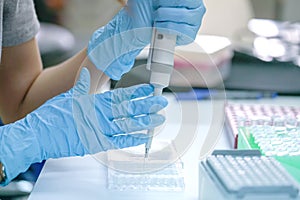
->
[[88, 0, 206, 80], [0, 68, 167, 185]]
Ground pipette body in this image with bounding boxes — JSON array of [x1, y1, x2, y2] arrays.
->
[[145, 29, 177, 158]]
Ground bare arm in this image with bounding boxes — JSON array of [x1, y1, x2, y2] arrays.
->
[[0, 38, 109, 124]]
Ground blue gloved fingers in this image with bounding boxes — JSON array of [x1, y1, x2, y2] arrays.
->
[[107, 133, 148, 149], [88, 27, 105, 50], [103, 49, 140, 80], [102, 84, 154, 104], [111, 96, 168, 119], [107, 114, 165, 136], [155, 7, 203, 27], [130, 0, 152, 23], [155, 0, 203, 9], [88, 21, 151, 80], [156, 22, 199, 46], [73, 67, 91, 96], [155, 6, 206, 45]]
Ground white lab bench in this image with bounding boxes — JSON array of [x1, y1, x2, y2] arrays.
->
[[28, 95, 300, 200]]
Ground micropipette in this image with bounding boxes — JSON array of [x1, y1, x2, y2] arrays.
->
[[145, 28, 177, 158]]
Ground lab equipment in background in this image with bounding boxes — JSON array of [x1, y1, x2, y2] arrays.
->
[[145, 29, 177, 158], [235, 19, 300, 67], [238, 122, 300, 183], [199, 150, 300, 200], [225, 103, 300, 148], [224, 103, 300, 182], [223, 51, 300, 95], [226, 18, 300, 95], [171, 35, 232, 88], [107, 141, 185, 192], [175, 89, 277, 101], [115, 35, 233, 90]]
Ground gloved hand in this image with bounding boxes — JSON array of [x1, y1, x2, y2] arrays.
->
[[88, 0, 206, 80], [0, 68, 167, 185]]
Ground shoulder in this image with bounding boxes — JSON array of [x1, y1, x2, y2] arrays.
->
[[3, 0, 40, 47]]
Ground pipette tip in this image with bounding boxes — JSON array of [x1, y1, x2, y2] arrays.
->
[[145, 148, 149, 159]]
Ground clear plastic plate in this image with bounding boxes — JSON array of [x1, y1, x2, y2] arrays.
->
[[106, 141, 185, 192]]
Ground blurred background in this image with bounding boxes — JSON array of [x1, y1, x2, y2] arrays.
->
[[34, 0, 300, 95], [35, 0, 300, 49]]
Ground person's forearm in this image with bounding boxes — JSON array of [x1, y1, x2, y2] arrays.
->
[[0, 39, 109, 124], [18, 50, 109, 123]]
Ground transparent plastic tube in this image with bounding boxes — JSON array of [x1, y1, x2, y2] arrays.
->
[[145, 85, 163, 158]]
